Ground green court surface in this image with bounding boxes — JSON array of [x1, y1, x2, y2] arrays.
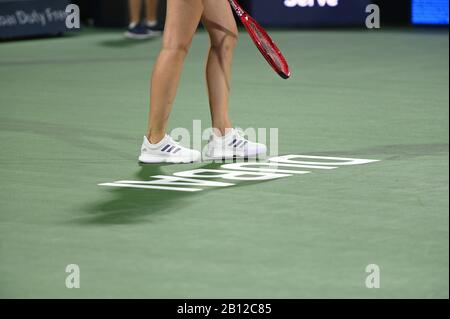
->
[[0, 28, 448, 298]]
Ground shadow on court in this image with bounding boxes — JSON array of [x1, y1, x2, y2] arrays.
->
[[76, 163, 211, 225], [307, 143, 449, 160], [99, 37, 158, 48], [75, 160, 279, 226], [0, 118, 133, 160]]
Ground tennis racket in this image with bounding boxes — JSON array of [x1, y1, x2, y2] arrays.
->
[[228, 0, 291, 79]]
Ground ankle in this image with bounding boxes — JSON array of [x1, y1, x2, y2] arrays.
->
[[211, 128, 234, 141], [147, 131, 165, 144], [212, 123, 233, 137]]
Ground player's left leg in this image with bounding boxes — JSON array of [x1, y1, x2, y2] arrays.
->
[[202, 0, 266, 160], [201, 0, 237, 135]]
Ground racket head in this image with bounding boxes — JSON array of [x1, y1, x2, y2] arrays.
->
[[241, 15, 291, 79]]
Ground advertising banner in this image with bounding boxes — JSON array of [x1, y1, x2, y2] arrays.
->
[[249, 0, 371, 27], [0, 0, 71, 39]]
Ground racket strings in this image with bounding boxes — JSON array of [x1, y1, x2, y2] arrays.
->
[[248, 21, 284, 71]]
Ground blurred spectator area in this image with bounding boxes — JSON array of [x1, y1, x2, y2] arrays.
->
[[72, 0, 167, 28]]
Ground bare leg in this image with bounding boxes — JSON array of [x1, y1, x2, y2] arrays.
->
[[128, 0, 142, 25], [146, 0, 203, 143], [202, 0, 238, 136], [145, 0, 158, 23]]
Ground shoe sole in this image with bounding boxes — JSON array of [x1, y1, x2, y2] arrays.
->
[[138, 155, 201, 164], [124, 31, 160, 40]]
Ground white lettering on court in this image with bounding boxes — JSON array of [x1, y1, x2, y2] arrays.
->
[[99, 154, 380, 192]]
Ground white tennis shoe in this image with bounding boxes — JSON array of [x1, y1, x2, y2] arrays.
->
[[138, 135, 201, 164], [204, 128, 267, 160]]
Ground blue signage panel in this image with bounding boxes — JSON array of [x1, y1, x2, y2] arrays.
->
[[412, 0, 449, 25], [0, 0, 71, 39]]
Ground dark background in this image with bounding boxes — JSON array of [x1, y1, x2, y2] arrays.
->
[[72, 0, 412, 28]]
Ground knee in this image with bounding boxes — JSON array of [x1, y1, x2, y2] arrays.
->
[[161, 36, 193, 58], [211, 31, 238, 55]]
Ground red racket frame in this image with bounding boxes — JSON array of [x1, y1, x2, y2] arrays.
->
[[228, 0, 291, 79]]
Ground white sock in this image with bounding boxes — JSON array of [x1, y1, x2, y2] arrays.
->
[[128, 21, 138, 29], [146, 20, 157, 28]]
